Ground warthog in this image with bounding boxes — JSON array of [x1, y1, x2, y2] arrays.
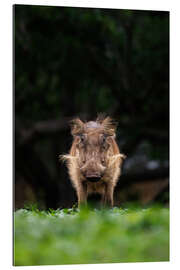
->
[[60, 116, 126, 207]]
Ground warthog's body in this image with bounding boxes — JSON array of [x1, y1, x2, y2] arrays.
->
[[60, 116, 126, 207]]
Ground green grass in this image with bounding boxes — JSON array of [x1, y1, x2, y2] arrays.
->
[[14, 205, 169, 266]]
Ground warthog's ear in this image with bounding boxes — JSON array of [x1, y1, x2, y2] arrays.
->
[[70, 118, 84, 136], [98, 116, 117, 136]]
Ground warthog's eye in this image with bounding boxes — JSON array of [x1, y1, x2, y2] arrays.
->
[[79, 134, 85, 143], [102, 136, 106, 143], [100, 134, 110, 151], [100, 134, 106, 144]]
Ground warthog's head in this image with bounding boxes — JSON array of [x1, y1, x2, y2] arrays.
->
[[61, 116, 126, 183]]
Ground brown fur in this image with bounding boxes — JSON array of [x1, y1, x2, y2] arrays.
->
[[60, 116, 126, 207]]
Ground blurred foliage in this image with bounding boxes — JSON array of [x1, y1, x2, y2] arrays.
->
[[14, 206, 169, 265], [14, 5, 169, 208]]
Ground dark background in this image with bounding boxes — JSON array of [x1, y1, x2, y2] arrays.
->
[[14, 5, 169, 209]]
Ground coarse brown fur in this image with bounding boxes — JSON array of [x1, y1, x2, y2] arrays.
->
[[60, 116, 126, 207]]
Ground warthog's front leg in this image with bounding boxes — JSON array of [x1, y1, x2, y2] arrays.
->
[[76, 183, 87, 207], [101, 184, 114, 207]]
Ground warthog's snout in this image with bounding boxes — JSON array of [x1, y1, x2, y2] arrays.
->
[[85, 171, 102, 182], [81, 169, 104, 182], [86, 176, 102, 182], [80, 159, 105, 182]]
